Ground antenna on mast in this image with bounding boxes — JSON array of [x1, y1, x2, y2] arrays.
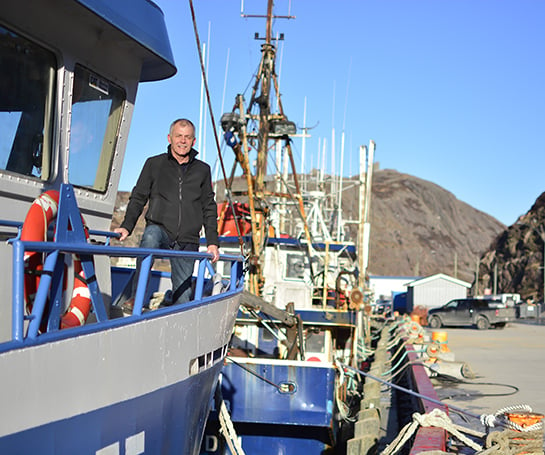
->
[[220, 0, 306, 295]]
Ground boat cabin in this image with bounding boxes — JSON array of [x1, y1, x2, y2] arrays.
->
[[0, 0, 176, 342]]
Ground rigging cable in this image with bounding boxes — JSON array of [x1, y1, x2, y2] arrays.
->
[[227, 357, 289, 392], [188, 0, 246, 255]]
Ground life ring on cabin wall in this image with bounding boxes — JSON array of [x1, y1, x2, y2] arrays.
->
[[21, 190, 92, 329]]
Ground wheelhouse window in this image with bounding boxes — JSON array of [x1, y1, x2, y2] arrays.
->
[[305, 329, 326, 354], [68, 65, 125, 192], [286, 253, 305, 280], [0, 25, 56, 180]]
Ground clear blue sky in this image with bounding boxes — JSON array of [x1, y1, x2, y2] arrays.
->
[[123, 0, 545, 227]]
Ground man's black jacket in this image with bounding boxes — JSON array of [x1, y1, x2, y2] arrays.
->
[[120, 146, 219, 246]]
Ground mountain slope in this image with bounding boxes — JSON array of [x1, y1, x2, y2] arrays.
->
[[110, 168, 506, 285], [364, 169, 504, 283], [478, 192, 545, 301]]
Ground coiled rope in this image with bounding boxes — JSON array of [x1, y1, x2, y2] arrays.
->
[[381, 406, 544, 455], [481, 404, 543, 431], [381, 408, 486, 454]]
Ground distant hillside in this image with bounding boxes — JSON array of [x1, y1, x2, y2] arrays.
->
[[479, 192, 545, 301], [367, 169, 505, 283], [110, 168, 506, 285]]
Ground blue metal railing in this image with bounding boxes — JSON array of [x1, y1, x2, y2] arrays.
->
[[8, 238, 244, 343], [0, 184, 245, 348]]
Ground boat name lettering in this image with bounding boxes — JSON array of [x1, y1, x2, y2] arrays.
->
[[95, 431, 145, 455]]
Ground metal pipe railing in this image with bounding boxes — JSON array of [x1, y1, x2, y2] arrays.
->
[[5, 235, 244, 345]]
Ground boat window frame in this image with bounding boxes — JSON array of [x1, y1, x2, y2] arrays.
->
[[0, 23, 56, 181], [68, 64, 126, 193]]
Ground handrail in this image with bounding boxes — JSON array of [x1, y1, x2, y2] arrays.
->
[[7, 236, 244, 345]]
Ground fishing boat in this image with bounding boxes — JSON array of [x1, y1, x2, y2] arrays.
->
[[192, 1, 545, 453], [0, 1, 244, 454], [199, 2, 374, 453]]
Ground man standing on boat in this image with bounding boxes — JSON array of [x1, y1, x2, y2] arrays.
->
[[115, 118, 219, 307]]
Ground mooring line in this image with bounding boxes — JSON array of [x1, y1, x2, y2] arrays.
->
[[226, 357, 285, 392]]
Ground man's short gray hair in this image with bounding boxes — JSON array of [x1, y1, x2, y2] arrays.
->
[[169, 118, 195, 136]]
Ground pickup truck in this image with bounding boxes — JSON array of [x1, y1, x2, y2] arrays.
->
[[427, 298, 517, 330]]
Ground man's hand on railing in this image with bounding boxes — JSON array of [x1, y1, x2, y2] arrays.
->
[[207, 244, 219, 263], [114, 227, 129, 242]]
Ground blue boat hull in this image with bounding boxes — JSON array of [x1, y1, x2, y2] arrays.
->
[[0, 287, 242, 455], [202, 360, 339, 454], [1, 362, 222, 455]]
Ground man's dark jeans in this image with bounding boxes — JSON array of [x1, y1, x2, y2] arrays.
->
[[134, 224, 198, 305]]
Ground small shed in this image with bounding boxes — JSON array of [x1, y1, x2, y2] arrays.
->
[[406, 273, 471, 312]]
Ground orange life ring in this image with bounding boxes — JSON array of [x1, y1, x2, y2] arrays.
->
[[61, 258, 92, 329], [21, 190, 92, 329]]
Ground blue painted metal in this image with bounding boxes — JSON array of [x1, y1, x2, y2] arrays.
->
[[11, 239, 25, 342], [75, 0, 176, 81], [0, 181, 244, 453], [27, 250, 60, 339], [0, 1, 240, 452], [0, 362, 224, 455], [256, 326, 278, 357], [1, 183, 245, 350], [195, 258, 219, 301], [214, 235, 357, 255], [201, 362, 337, 454], [2, 234, 244, 350], [203, 429, 331, 454], [235, 307, 357, 327], [110, 266, 169, 304], [222, 362, 336, 427]]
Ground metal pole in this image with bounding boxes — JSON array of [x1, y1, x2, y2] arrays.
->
[[493, 262, 498, 295], [361, 141, 375, 285], [336, 130, 345, 241], [301, 97, 307, 192], [475, 258, 480, 296], [357, 145, 366, 289]]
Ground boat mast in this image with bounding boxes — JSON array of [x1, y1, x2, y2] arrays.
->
[[357, 141, 375, 289], [222, 0, 316, 295]]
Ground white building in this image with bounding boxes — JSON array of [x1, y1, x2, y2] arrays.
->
[[406, 273, 471, 312], [368, 275, 420, 301]]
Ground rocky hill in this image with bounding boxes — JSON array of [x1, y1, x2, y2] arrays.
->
[[366, 169, 504, 283], [110, 168, 506, 286], [478, 192, 545, 302]]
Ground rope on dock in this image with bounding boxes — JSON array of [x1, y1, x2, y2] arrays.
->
[[478, 405, 544, 455], [379, 407, 545, 455], [479, 429, 544, 454], [380, 408, 485, 455], [481, 404, 543, 431], [347, 318, 545, 454]]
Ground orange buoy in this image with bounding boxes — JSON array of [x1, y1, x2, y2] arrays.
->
[[431, 331, 450, 352], [426, 343, 441, 358], [22, 190, 92, 330], [60, 259, 92, 329], [506, 411, 544, 429], [22, 191, 60, 313]]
